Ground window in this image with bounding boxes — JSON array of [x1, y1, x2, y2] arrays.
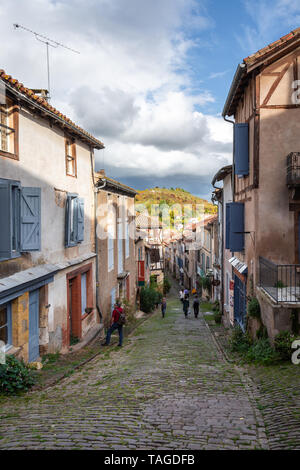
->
[[81, 272, 87, 315], [65, 194, 84, 247], [206, 256, 210, 270], [0, 97, 18, 159], [0, 303, 12, 350], [0, 179, 41, 260], [65, 137, 77, 177]]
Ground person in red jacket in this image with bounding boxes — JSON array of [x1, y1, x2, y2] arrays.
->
[[102, 302, 124, 347]]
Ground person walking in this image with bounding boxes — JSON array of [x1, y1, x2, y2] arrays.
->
[[184, 288, 189, 297], [161, 297, 167, 318], [193, 295, 200, 318], [102, 302, 125, 347], [183, 294, 189, 318]]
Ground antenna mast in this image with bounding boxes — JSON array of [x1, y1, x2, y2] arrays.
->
[[13, 23, 80, 100]]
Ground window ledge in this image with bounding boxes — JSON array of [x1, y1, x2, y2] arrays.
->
[[0, 150, 18, 160]]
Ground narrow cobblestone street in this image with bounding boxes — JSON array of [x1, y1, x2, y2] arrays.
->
[[0, 290, 268, 450]]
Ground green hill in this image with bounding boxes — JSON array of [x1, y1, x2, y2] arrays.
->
[[135, 187, 216, 216]]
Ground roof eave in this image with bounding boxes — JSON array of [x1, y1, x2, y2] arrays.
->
[[2, 77, 105, 150], [222, 63, 246, 118]]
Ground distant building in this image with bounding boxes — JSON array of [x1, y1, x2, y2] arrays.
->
[[95, 172, 137, 328]]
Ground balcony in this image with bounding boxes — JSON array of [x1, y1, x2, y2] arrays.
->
[[259, 257, 300, 303], [287, 152, 300, 188]]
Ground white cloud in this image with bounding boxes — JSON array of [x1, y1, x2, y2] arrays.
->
[[0, 0, 232, 193]]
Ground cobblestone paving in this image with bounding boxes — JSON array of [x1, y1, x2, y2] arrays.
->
[[0, 294, 268, 450], [205, 315, 300, 450]]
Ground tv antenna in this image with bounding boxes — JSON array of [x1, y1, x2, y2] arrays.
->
[[13, 23, 80, 100]]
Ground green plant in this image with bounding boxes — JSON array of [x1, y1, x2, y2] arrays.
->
[[0, 356, 35, 395], [41, 352, 60, 364], [140, 287, 158, 313], [274, 330, 298, 361], [70, 335, 80, 346], [246, 338, 279, 365], [229, 326, 252, 353], [247, 297, 261, 319], [199, 275, 211, 292], [212, 300, 220, 312], [256, 325, 268, 340], [214, 310, 222, 324], [122, 299, 136, 324], [291, 310, 300, 336], [274, 280, 286, 288], [163, 277, 171, 294]]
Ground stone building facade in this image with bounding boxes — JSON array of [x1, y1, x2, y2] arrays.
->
[[0, 69, 103, 362]]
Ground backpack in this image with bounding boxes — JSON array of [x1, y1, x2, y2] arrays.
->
[[117, 308, 126, 326]]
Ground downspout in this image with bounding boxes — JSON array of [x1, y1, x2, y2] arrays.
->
[[90, 148, 106, 323]]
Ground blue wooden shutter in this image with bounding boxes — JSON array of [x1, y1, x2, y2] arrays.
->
[[230, 202, 245, 252], [20, 187, 41, 251], [0, 180, 12, 259], [77, 198, 84, 242], [234, 123, 249, 176], [225, 203, 231, 249]]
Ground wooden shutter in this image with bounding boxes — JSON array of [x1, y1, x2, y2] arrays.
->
[[20, 187, 41, 251], [77, 198, 84, 242], [229, 202, 245, 252], [0, 180, 12, 259], [234, 123, 249, 176], [225, 203, 231, 249]]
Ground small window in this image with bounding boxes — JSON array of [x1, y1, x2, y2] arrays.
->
[[0, 303, 12, 350], [0, 98, 18, 159], [65, 137, 77, 177], [65, 194, 84, 247]]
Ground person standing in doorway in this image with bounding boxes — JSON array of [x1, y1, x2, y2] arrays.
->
[[102, 302, 125, 347], [183, 294, 189, 318], [193, 295, 200, 318], [161, 297, 167, 318]]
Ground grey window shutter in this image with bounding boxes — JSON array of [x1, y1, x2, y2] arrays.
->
[[77, 198, 84, 242], [20, 187, 41, 251], [234, 123, 249, 176], [230, 202, 245, 252], [0, 180, 12, 259], [225, 203, 231, 249]]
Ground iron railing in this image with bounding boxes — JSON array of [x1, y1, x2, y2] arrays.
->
[[259, 256, 300, 303], [287, 152, 300, 187]]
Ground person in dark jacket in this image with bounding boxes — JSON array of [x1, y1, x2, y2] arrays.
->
[[193, 295, 200, 318], [102, 302, 124, 347], [183, 294, 189, 318]]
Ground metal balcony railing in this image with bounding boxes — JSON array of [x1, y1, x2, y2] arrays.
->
[[287, 152, 300, 187], [259, 256, 300, 303]]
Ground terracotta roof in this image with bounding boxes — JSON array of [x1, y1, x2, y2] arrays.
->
[[244, 27, 300, 66], [95, 173, 137, 195], [223, 27, 300, 117], [0, 69, 104, 149]]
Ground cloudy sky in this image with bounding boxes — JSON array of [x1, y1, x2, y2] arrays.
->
[[1, 0, 300, 199]]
